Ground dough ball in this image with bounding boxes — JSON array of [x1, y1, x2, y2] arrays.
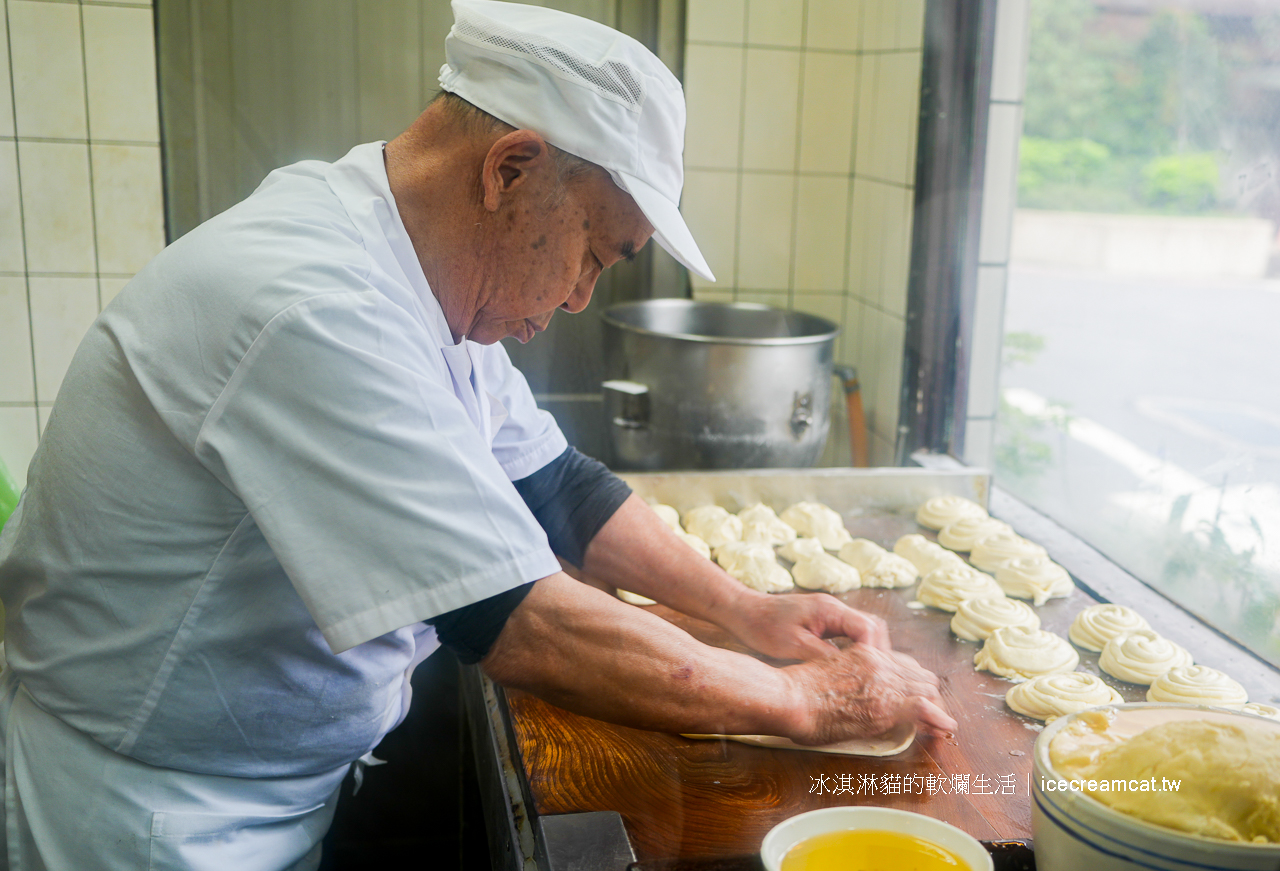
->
[[915, 495, 988, 530], [616, 589, 657, 606], [1068, 604, 1150, 653], [915, 565, 1004, 612], [950, 595, 1040, 642], [649, 503, 682, 531], [893, 534, 968, 574], [936, 516, 1014, 552], [675, 529, 712, 559], [737, 503, 797, 546], [683, 505, 743, 549], [1005, 672, 1123, 722], [1146, 665, 1249, 707], [974, 626, 1079, 681], [715, 542, 793, 593], [1243, 703, 1280, 721], [777, 537, 825, 563], [779, 502, 852, 550], [994, 556, 1074, 606], [1099, 629, 1193, 685], [969, 533, 1047, 573], [792, 553, 861, 594], [837, 540, 918, 589]]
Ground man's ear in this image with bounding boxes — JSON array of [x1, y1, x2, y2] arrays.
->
[[481, 130, 551, 212]]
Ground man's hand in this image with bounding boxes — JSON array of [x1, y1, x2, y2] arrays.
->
[[715, 590, 890, 662], [782, 642, 957, 743]]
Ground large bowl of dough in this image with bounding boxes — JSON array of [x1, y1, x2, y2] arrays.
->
[[1031, 702, 1280, 871]]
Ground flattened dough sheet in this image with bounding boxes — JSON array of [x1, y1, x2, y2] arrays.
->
[[681, 721, 916, 757]]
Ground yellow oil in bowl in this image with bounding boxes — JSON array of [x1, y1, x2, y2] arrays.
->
[[781, 829, 972, 871]]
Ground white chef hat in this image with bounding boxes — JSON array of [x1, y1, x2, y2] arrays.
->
[[438, 0, 715, 281]]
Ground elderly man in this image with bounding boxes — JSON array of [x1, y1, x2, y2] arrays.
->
[[0, 2, 953, 868]]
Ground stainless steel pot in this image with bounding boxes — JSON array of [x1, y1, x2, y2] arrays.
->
[[601, 300, 839, 470]]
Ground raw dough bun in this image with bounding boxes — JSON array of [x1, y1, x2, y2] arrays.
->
[[915, 495, 988, 530], [915, 565, 1004, 612], [779, 502, 852, 550], [1146, 665, 1249, 707], [715, 542, 793, 593], [650, 503, 682, 531], [969, 533, 1047, 572], [1243, 703, 1280, 721], [683, 721, 915, 757], [777, 537, 825, 563], [792, 553, 861, 594], [974, 626, 1079, 680], [994, 556, 1074, 605], [837, 540, 917, 589], [675, 529, 712, 559], [738, 503, 797, 545], [683, 505, 743, 549], [893, 534, 968, 574], [950, 595, 1040, 641], [936, 516, 1014, 551], [616, 589, 656, 606], [1005, 672, 1123, 722], [1068, 604, 1150, 653], [1053, 718, 1280, 843], [1099, 629, 1193, 685]]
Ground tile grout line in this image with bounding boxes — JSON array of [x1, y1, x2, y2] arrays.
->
[[77, 0, 104, 313], [6, 0, 42, 422], [785, 0, 808, 311], [730, 4, 749, 303]]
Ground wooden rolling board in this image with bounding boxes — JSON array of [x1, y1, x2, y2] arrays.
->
[[503, 522, 1148, 862]]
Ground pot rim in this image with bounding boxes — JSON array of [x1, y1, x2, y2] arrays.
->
[[601, 299, 840, 347]]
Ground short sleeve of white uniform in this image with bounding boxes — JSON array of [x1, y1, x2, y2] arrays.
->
[[478, 341, 569, 482], [195, 289, 563, 654]]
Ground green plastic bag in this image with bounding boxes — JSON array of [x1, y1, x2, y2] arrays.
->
[[0, 453, 19, 530]]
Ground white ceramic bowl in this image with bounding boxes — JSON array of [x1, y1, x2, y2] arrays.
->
[[1033, 703, 1280, 871], [760, 806, 994, 871]]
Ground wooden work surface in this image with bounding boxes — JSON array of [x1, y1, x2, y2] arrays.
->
[[500, 519, 1164, 863]]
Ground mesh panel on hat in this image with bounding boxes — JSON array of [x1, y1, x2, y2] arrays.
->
[[453, 16, 645, 108]]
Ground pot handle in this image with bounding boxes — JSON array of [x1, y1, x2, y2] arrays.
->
[[602, 380, 650, 430]]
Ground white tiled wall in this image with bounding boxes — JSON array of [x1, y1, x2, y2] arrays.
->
[[963, 0, 1031, 466], [0, 0, 165, 488], [681, 0, 926, 465]]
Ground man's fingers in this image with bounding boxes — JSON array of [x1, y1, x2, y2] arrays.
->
[[834, 607, 890, 650], [915, 697, 958, 736]]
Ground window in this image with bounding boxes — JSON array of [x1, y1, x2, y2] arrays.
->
[[997, 0, 1280, 666]]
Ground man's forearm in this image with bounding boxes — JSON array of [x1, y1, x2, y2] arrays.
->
[[480, 572, 805, 737]]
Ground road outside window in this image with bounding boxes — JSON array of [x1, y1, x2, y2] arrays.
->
[[997, 0, 1280, 666]]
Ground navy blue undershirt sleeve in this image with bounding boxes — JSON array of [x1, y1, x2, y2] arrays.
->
[[427, 447, 632, 664]]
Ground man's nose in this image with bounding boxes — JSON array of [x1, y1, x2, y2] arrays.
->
[[560, 273, 596, 314]]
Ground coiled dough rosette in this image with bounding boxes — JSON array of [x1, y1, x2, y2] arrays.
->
[[994, 556, 1074, 605], [969, 533, 1047, 572], [837, 539, 918, 588], [792, 553, 861, 594], [683, 505, 743, 549], [714, 542, 793, 593], [937, 516, 1014, 552], [915, 565, 1003, 612], [738, 503, 797, 546], [779, 502, 852, 550], [893, 534, 968, 574], [1099, 629, 1193, 685], [951, 595, 1040, 642], [1005, 672, 1123, 722], [915, 495, 987, 531], [974, 626, 1079, 681], [1243, 703, 1280, 721], [1146, 665, 1248, 707], [1068, 604, 1149, 653]]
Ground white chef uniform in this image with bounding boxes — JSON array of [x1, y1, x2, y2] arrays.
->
[[0, 141, 567, 869]]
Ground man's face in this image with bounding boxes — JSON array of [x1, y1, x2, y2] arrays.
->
[[464, 169, 654, 345]]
